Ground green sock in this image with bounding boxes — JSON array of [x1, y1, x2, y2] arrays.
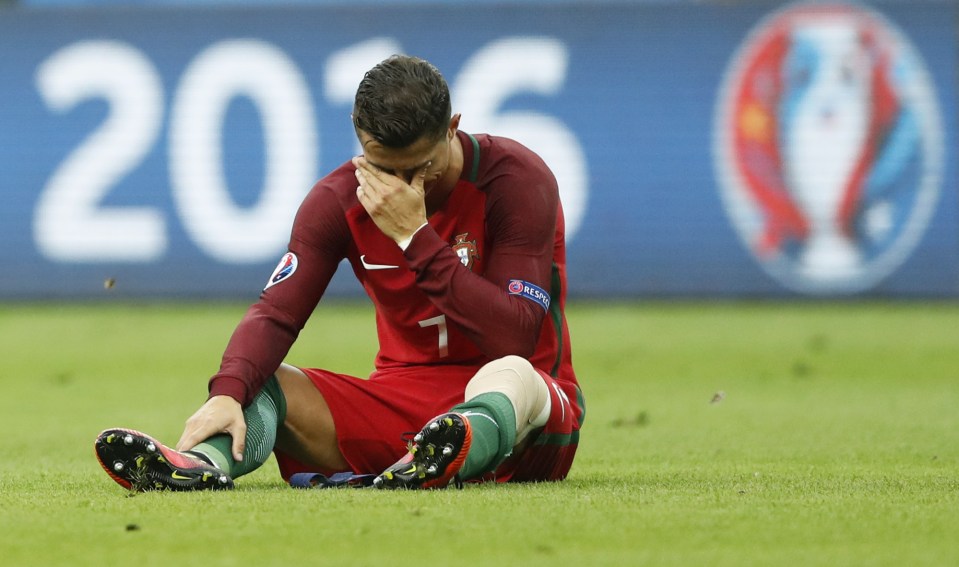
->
[[190, 375, 287, 479], [452, 392, 516, 480]]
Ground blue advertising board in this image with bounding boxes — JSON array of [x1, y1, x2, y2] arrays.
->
[[0, 1, 955, 298]]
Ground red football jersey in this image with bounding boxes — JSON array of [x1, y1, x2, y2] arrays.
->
[[209, 131, 577, 405]]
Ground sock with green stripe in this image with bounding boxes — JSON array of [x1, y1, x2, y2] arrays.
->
[[451, 392, 517, 480], [189, 374, 287, 479]]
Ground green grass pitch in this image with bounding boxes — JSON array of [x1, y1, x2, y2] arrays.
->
[[1, 300, 958, 566]]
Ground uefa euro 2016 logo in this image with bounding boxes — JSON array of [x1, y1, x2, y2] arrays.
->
[[713, 2, 944, 294]]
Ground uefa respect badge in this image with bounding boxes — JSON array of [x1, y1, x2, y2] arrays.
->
[[713, 2, 944, 294]]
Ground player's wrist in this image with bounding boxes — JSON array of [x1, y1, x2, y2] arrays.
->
[[397, 222, 429, 251], [208, 375, 249, 407]]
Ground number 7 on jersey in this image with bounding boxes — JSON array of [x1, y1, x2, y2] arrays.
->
[[418, 315, 449, 358]]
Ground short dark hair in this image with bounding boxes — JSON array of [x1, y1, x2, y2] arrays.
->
[[353, 55, 451, 148]]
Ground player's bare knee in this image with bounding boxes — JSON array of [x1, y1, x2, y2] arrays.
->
[[465, 355, 551, 442], [273, 363, 302, 389]]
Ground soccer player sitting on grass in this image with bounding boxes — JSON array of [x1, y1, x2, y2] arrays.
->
[[95, 55, 584, 491]]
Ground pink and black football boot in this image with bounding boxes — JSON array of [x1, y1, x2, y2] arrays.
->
[[95, 428, 233, 492]]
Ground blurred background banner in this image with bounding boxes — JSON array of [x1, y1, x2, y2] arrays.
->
[[0, 1, 955, 299]]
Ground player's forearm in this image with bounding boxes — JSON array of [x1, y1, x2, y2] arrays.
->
[[404, 228, 545, 358], [208, 303, 301, 406], [208, 231, 340, 405]]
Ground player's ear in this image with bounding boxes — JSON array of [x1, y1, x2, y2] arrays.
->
[[448, 114, 461, 140]]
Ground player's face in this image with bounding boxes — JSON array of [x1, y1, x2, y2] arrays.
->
[[357, 115, 461, 195]]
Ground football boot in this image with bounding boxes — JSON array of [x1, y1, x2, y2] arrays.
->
[[373, 412, 472, 489], [95, 428, 233, 492]]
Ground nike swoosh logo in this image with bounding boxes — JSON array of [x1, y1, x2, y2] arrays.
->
[[171, 471, 193, 480], [360, 255, 400, 270]]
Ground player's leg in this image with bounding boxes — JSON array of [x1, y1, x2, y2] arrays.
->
[[272, 364, 350, 471], [185, 372, 284, 477], [95, 371, 289, 491], [177, 363, 347, 476], [95, 363, 347, 491], [494, 372, 584, 482], [374, 355, 550, 489]]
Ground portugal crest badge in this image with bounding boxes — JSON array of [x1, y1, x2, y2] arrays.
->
[[452, 233, 479, 270]]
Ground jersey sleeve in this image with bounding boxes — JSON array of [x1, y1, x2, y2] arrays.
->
[[208, 181, 350, 406], [403, 148, 558, 359]]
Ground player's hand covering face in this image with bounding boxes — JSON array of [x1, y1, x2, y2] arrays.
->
[[353, 123, 459, 244], [353, 153, 430, 244]]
